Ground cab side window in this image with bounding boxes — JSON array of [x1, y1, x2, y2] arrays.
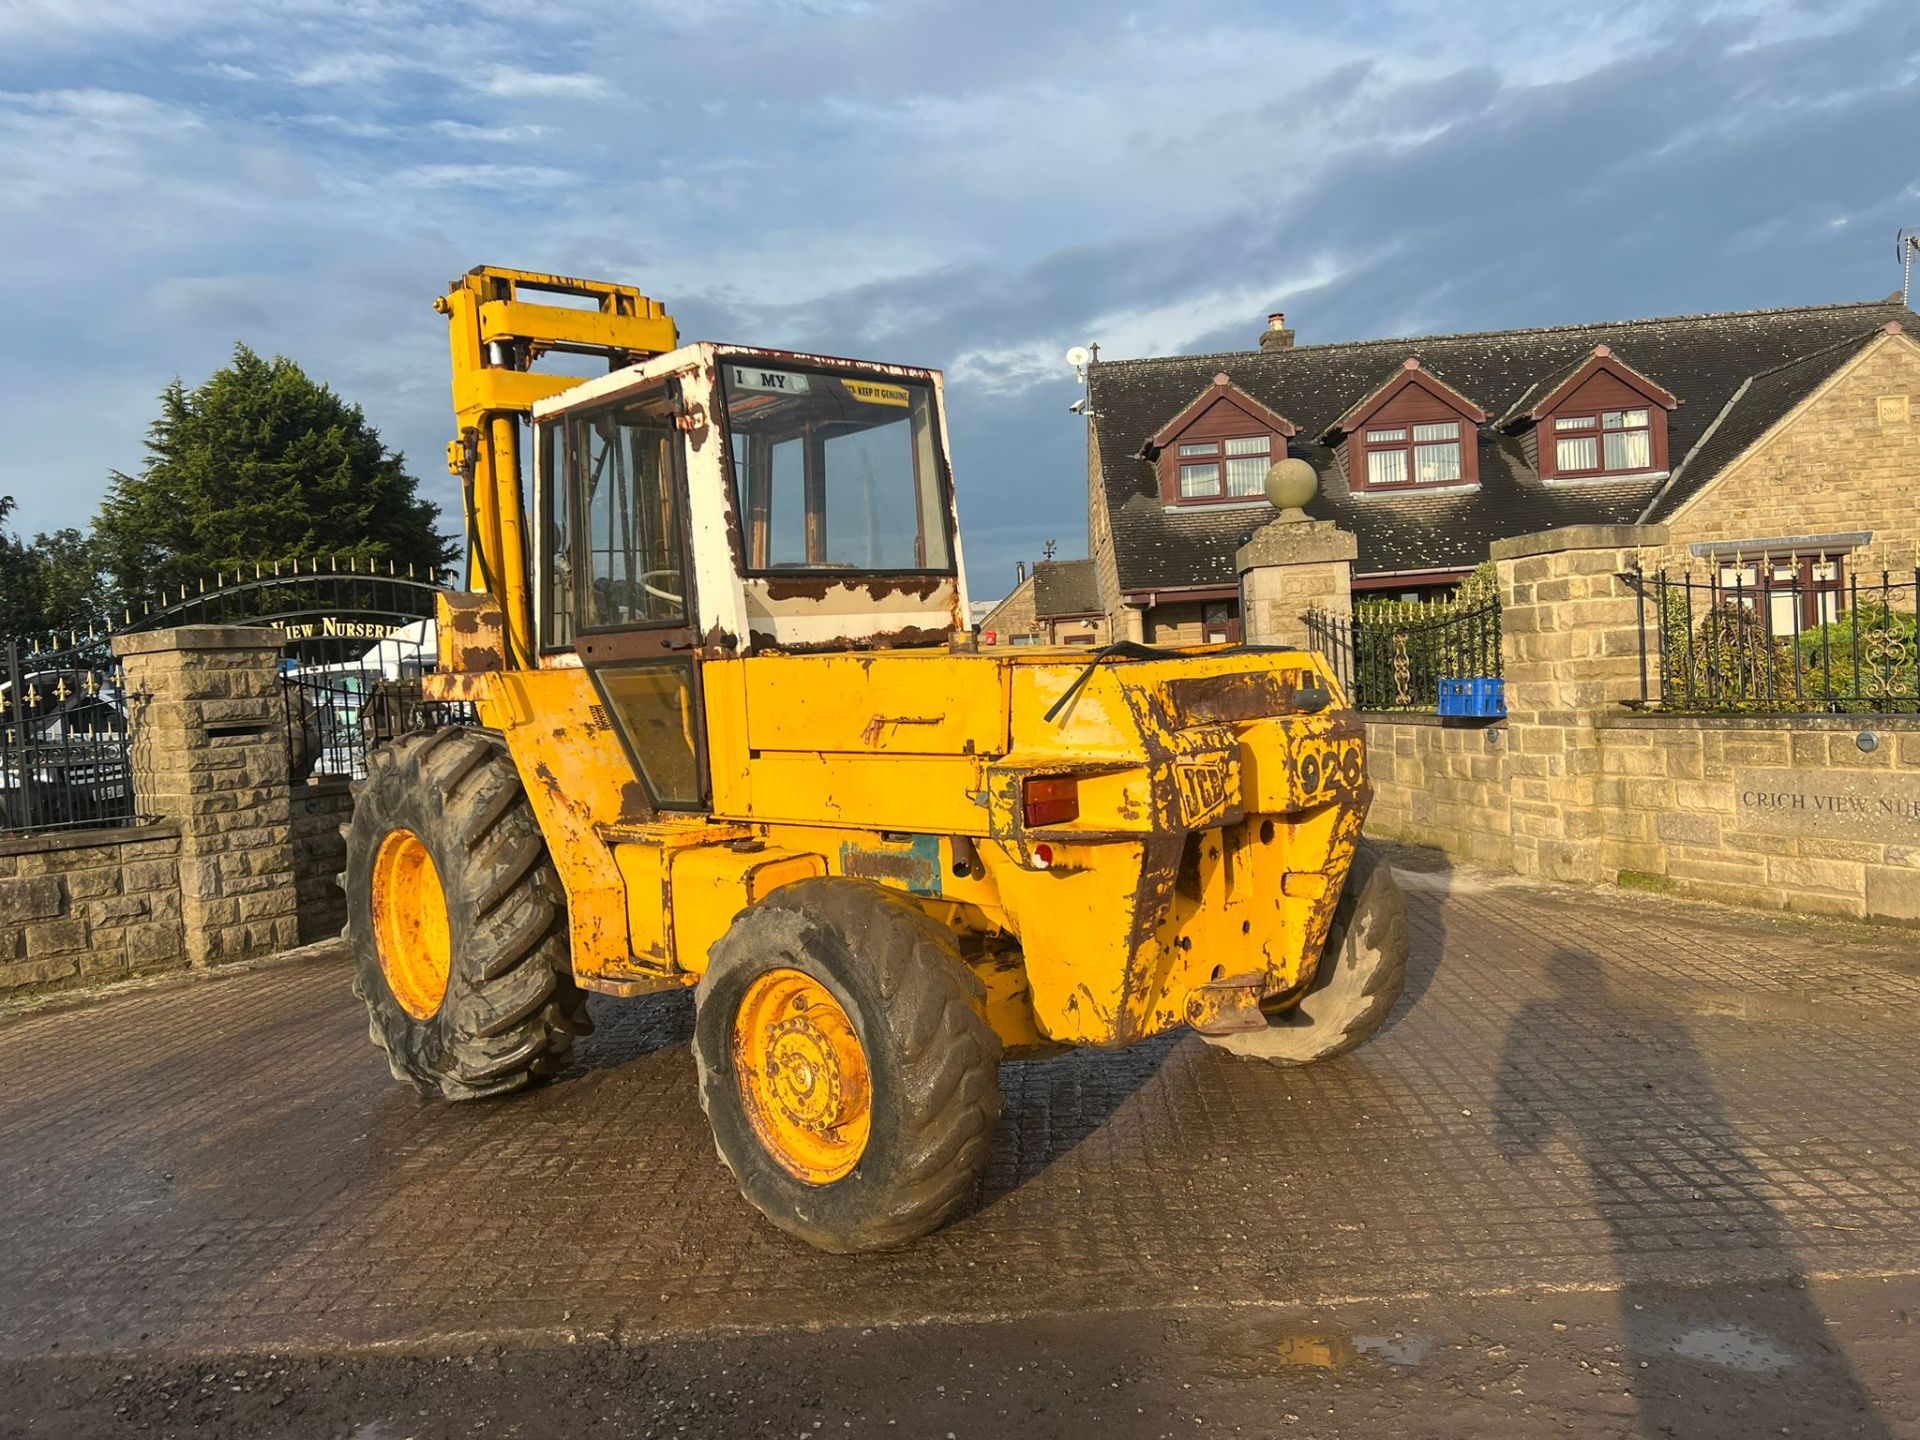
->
[[571, 387, 690, 630], [539, 419, 574, 650]]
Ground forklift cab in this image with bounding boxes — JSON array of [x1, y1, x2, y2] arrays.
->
[[529, 345, 970, 666], [525, 344, 972, 815]]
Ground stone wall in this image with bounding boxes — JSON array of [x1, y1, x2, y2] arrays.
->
[[291, 779, 354, 943], [0, 822, 186, 995], [1656, 329, 1920, 574], [1362, 717, 1513, 870], [1595, 715, 1920, 922], [1, 628, 369, 998], [1333, 523, 1920, 924]]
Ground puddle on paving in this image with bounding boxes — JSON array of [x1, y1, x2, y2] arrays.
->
[[1355, 1333, 1433, 1366], [1667, 1323, 1796, 1373], [1218, 1326, 1432, 1378]]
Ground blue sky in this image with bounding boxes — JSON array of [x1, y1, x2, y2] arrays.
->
[[2, 0, 1915, 602]]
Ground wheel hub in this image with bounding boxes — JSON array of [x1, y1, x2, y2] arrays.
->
[[370, 827, 452, 1020], [732, 969, 871, 1183]]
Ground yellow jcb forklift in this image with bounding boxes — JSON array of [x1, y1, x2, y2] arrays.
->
[[347, 266, 1409, 1252]]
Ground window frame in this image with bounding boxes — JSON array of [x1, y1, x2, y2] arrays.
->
[[718, 360, 959, 579], [1168, 433, 1277, 504], [1550, 407, 1654, 479], [568, 381, 698, 640], [1717, 553, 1848, 633], [535, 417, 576, 655], [1356, 418, 1468, 491], [585, 657, 710, 812]]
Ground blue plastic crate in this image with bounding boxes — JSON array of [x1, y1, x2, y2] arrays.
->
[[1438, 677, 1506, 717]]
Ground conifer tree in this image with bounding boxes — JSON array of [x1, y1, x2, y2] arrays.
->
[[95, 344, 454, 599]]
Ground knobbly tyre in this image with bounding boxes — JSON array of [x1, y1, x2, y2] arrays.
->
[[345, 267, 1411, 1253]]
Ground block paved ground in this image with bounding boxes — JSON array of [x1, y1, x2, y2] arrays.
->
[[1, 852, 1917, 1436]]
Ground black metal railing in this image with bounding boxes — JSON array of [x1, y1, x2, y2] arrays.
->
[[1, 636, 146, 835], [1632, 565, 1920, 714], [283, 642, 474, 784], [1305, 600, 1503, 712]]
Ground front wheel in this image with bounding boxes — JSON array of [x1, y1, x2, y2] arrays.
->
[[1204, 836, 1408, 1066], [347, 727, 591, 1100], [693, 878, 1003, 1253]]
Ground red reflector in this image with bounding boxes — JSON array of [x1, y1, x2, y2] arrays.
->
[[1023, 775, 1079, 827], [1032, 843, 1054, 869]]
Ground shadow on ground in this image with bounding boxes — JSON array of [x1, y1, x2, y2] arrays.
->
[[1495, 946, 1894, 1439]]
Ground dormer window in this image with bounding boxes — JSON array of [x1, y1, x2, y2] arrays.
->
[[1506, 346, 1676, 481], [1178, 435, 1272, 498], [1364, 420, 1464, 486], [1323, 358, 1487, 493], [1147, 373, 1299, 506], [1552, 409, 1651, 475]]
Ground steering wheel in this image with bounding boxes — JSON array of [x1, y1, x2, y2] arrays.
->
[[641, 570, 684, 605]]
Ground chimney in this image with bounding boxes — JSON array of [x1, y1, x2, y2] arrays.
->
[[1259, 312, 1296, 351]]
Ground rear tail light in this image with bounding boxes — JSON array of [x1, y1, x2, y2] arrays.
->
[[1022, 775, 1079, 828]]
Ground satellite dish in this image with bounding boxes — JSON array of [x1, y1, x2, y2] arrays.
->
[[1065, 345, 1091, 372]]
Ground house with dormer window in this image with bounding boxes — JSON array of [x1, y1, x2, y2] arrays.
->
[[1084, 300, 1920, 644]]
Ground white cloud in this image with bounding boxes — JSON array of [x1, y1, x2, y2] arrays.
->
[[386, 162, 577, 190], [472, 65, 609, 100], [945, 257, 1349, 396], [290, 52, 412, 88], [428, 119, 550, 142]]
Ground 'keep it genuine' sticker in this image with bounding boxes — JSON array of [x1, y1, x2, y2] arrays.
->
[[843, 379, 910, 408]]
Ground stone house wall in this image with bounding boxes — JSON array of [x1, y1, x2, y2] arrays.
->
[[1047, 614, 1107, 645], [1145, 602, 1209, 646], [0, 822, 187, 995], [1087, 420, 1128, 634], [978, 572, 1039, 644], [1656, 330, 1920, 575]]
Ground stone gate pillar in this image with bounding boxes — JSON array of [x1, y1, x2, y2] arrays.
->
[[1234, 514, 1357, 650], [1491, 524, 1666, 884], [113, 626, 301, 967]]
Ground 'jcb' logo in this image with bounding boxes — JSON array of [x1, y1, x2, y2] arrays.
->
[[1174, 756, 1235, 828]]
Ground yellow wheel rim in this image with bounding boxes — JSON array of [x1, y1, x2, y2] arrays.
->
[[371, 828, 452, 1020], [731, 968, 872, 1184]]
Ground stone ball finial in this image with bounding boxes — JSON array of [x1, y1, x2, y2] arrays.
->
[[1264, 457, 1318, 516]]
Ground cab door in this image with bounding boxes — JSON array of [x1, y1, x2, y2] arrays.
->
[[561, 379, 709, 813]]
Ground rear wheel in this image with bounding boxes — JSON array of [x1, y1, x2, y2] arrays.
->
[[347, 727, 590, 1100], [1204, 836, 1408, 1066], [693, 878, 1002, 1253]]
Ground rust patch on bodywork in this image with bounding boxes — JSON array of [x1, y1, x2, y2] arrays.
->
[[1183, 972, 1270, 1034], [435, 592, 507, 673], [760, 574, 947, 603], [746, 624, 952, 655], [860, 714, 943, 746], [839, 835, 943, 897], [1164, 668, 1318, 725]]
